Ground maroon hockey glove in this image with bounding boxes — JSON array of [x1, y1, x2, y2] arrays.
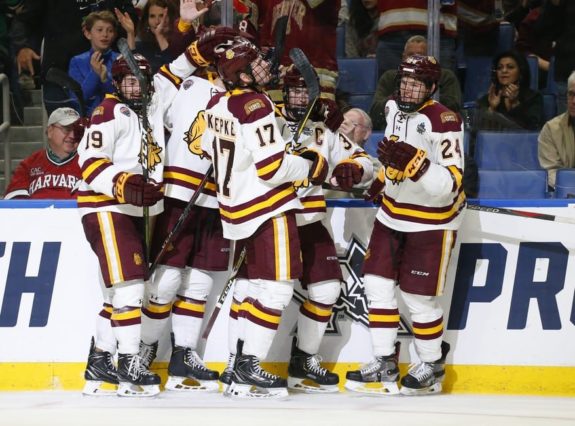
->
[[186, 26, 239, 67], [377, 139, 430, 182], [296, 149, 329, 185], [113, 173, 163, 207], [364, 169, 386, 205], [315, 99, 344, 132], [332, 159, 363, 191], [72, 117, 90, 144]]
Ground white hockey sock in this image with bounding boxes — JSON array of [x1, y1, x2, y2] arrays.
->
[[95, 304, 116, 354], [229, 278, 249, 354], [172, 311, 202, 349], [111, 281, 144, 354], [140, 308, 170, 346], [364, 274, 399, 357]]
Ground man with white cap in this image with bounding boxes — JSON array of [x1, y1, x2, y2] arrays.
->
[[4, 107, 86, 199]]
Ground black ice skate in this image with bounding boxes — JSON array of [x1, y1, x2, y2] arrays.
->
[[82, 337, 118, 396], [400, 341, 450, 396], [219, 352, 236, 386], [165, 335, 219, 392], [345, 342, 400, 395], [138, 340, 158, 370], [116, 353, 161, 397], [287, 339, 339, 393], [228, 354, 288, 399]]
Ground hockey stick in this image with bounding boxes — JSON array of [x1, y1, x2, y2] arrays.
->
[[289, 48, 321, 144], [466, 203, 575, 225], [269, 13, 290, 81], [201, 245, 247, 339], [117, 38, 153, 262], [147, 164, 214, 279], [45, 67, 86, 117]]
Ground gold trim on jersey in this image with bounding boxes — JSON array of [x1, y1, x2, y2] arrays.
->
[[383, 191, 465, 222], [163, 170, 217, 192], [77, 194, 115, 203], [97, 212, 124, 284], [301, 198, 326, 210], [219, 186, 295, 220], [448, 165, 463, 189], [82, 158, 111, 181]]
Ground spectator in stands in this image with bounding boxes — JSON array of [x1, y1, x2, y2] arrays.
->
[[235, 0, 342, 109], [135, 0, 179, 73], [375, 0, 457, 75], [345, 0, 378, 58], [538, 71, 575, 190], [457, 0, 505, 57], [534, 0, 574, 114], [369, 35, 462, 130], [3, 108, 85, 200], [10, 0, 138, 114], [475, 49, 544, 130], [68, 11, 125, 117], [340, 107, 373, 149]]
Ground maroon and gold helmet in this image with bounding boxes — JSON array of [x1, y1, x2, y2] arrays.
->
[[111, 53, 153, 113], [395, 55, 442, 112], [216, 38, 261, 88]]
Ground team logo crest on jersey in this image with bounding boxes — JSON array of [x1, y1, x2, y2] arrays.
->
[[292, 236, 412, 336], [183, 79, 194, 90], [185, 111, 207, 158], [440, 111, 458, 123], [139, 128, 163, 171], [133, 252, 143, 266], [120, 106, 131, 117], [244, 99, 265, 115], [417, 122, 426, 134]]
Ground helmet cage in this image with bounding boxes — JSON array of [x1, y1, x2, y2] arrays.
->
[[111, 54, 153, 113], [394, 55, 441, 112], [283, 65, 309, 121]]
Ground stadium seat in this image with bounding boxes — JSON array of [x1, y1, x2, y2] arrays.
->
[[474, 131, 541, 170], [337, 58, 378, 95], [347, 94, 373, 112], [497, 22, 515, 52], [526, 55, 539, 91], [543, 93, 557, 123], [543, 56, 557, 96], [364, 131, 384, 158], [554, 169, 575, 198], [336, 26, 345, 58], [477, 169, 547, 199], [462, 56, 492, 104]]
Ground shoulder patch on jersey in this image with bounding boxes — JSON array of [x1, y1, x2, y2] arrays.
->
[[183, 79, 194, 90], [244, 98, 265, 115], [90, 97, 119, 125], [229, 92, 273, 124], [440, 111, 458, 123], [120, 106, 131, 117]]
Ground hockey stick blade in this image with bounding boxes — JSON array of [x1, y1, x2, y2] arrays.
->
[[202, 246, 246, 339], [117, 38, 148, 94], [289, 48, 320, 143], [45, 67, 86, 117]]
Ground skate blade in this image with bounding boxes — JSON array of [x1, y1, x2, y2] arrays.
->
[[228, 382, 289, 400], [344, 379, 400, 395], [165, 376, 219, 392], [400, 382, 442, 396], [287, 377, 339, 394], [82, 380, 118, 396], [117, 382, 160, 397]]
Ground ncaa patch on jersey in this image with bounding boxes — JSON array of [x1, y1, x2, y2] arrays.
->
[[440, 111, 458, 123], [244, 99, 265, 115], [120, 106, 131, 117]]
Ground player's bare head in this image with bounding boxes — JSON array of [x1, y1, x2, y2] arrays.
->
[[395, 54, 441, 112], [283, 64, 316, 121], [216, 38, 271, 89], [111, 53, 153, 113]]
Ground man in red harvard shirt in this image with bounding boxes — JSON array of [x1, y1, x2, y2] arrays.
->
[[4, 107, 85, 200]]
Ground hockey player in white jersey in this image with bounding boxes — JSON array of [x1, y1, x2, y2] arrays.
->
[[78, 26, 240, 397], [280, 65, 374, 392], [138, 64, 233, 392], [345, 55, 465, 396], [200, 38, 329, 399]]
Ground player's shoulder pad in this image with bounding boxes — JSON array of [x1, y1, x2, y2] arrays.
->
[[90, 95, 121, 125], [228, 92, 274, 124], [418, 101, 462, 132]]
